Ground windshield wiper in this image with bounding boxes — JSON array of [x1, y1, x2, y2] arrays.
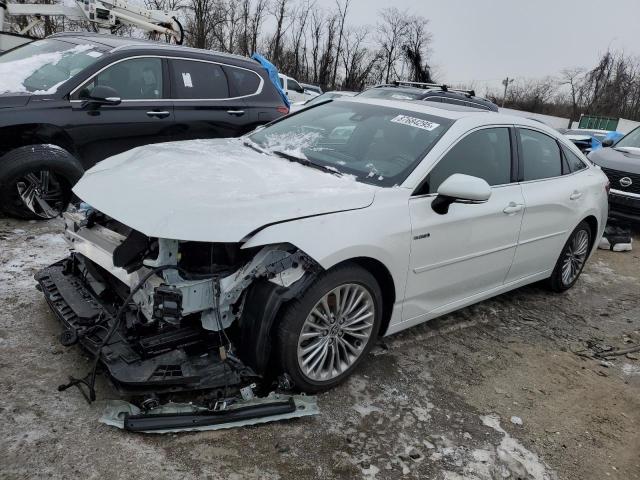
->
[[271, 150, 342, 176]]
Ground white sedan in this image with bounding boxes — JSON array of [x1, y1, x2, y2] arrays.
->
[[36, 97, 608, 395]]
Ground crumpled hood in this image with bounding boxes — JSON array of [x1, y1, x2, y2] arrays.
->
[[74, 138, 377, 242], [589, 146, 640, 174]]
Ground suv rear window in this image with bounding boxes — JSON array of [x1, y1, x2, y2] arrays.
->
[[225, 66, 261, 97], [171, 59, 229, 99]]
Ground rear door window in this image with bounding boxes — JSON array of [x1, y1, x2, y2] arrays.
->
[[171, 59, 229, 99], [518, 128, 562, 181]]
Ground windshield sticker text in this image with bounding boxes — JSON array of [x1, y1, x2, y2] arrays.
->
[[390, 115, 440, 131]]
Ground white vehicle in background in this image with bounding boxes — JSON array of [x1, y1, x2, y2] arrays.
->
[[300, 82, 322, 96], [36, 97, 608, 396], [289, 90, 358, 113], [278, 73, 315, 103]]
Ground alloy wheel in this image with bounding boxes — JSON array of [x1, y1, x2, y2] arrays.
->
[[561, 229, 589, 285], [296, 283, 375, 382], [15, 170, 66, 219]]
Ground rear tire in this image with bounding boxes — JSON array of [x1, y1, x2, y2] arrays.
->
[[277, 263, 382, 393], [0, 145, 84, 220], [547, 220, 592, 292]]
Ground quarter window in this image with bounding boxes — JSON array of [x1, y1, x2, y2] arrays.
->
[[226, 66, 260, 96], [426, 127, 512, 193], [76, 57, 163, 100], [171, 59, 229, 99], [562, 145, 587, 173], [519, 129, 562, 181]]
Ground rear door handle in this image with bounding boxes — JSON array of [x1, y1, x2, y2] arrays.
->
[[226, 110, 245, 116], [146, 110, 170, 119], [503, 202, 524, 214], [570, 191, 583, 200]]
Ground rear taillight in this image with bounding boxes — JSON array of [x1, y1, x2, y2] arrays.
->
[[605, 179, 610, 194], [277, 106, 289, 115]]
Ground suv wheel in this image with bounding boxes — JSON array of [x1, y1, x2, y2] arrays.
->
[[277, 264, 382, 392], [0, 145, 84, 220]]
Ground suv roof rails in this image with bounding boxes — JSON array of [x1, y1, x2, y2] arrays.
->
[[392, 81, 476, 98]]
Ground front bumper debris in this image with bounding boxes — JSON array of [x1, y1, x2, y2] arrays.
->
[[100, 393, 319, 433], [34, 258, 252, 395]]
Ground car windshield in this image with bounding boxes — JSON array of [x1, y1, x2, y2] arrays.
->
[[616, 127, 640, 149], [0, 39, 104, 94], [358, 88, 424, 101], [248, 100, 452, 186]]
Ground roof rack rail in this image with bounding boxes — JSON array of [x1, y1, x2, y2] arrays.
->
[[392, 81, 476, 98]]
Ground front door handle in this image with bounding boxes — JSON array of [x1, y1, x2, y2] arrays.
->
[[146, 110, 170, 119], [226, 110, 245, 116], [503, 202, 524, 214], [570, 190, 583, 200]]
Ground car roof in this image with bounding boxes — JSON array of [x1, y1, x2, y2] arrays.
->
[[361, 84, 498, 110], [48, 32, 256, 64], [334, 96, 560, 131]]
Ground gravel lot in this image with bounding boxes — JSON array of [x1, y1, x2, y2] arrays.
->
[[1, 217, 639, 480]]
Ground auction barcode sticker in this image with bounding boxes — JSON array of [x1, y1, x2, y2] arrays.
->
[[390, 115, 440, 131]]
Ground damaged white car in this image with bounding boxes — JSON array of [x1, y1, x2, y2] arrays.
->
[[36, 97, 608, 411]]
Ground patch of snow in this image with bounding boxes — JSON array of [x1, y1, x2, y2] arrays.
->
[[0, 44, 94, 95], [510, 415, 523, 425], [481, 414, 555, 480], [0, 226, 68, 296], [621, 363, 640, 376]]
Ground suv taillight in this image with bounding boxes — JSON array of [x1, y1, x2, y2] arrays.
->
[[277, 106, 289, 114]]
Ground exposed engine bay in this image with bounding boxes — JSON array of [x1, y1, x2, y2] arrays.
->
[[34, 205, 321, 430]]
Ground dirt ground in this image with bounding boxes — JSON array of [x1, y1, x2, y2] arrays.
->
[[1, 216, 639, 480]]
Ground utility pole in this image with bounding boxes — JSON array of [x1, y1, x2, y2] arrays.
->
[[501, 77, 514, 108]]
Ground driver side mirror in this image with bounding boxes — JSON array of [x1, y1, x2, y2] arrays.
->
[[81, 85, 121, 108], [601, 138, 614, 148], [431, 174, 491, 215]]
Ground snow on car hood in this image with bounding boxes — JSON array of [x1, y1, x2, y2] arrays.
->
[[73, 138, 378, 242]]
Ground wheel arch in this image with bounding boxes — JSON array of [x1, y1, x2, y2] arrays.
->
[[0, 124, 79, 163], [332, 256, 396, 337], [581, 214, 599, 254]]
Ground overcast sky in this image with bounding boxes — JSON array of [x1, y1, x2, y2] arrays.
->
[[345, 0, 640, 93]]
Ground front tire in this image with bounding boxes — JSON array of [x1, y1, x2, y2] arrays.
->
[[0, 145, 84, 220], [548, 220, 592, 292], [277, 263, 382, 393]]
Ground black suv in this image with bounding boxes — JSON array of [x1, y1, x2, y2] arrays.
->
[[588, 126, 640, 223], [358, 81, 499, 112], [0, 33, 288, 219]]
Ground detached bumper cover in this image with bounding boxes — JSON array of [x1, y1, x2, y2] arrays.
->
[[35, 259, 250, 395], [100, 393, 319, 433]]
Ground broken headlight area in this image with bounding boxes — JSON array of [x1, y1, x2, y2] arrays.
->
[[34, 207, 320, 425]]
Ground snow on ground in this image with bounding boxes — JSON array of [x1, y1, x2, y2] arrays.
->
[[0, 219, 68, 295]]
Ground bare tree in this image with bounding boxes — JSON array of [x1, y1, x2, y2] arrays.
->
[[402, 16, 432, 83], [269, 0, 290, 67], [559, 68, 585, 122], [376, 7, 410, 83], [330, 0, 350, 88]]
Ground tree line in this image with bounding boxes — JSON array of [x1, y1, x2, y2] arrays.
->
[[487, 50, 640, 123], [167, 0, 433, 91]]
